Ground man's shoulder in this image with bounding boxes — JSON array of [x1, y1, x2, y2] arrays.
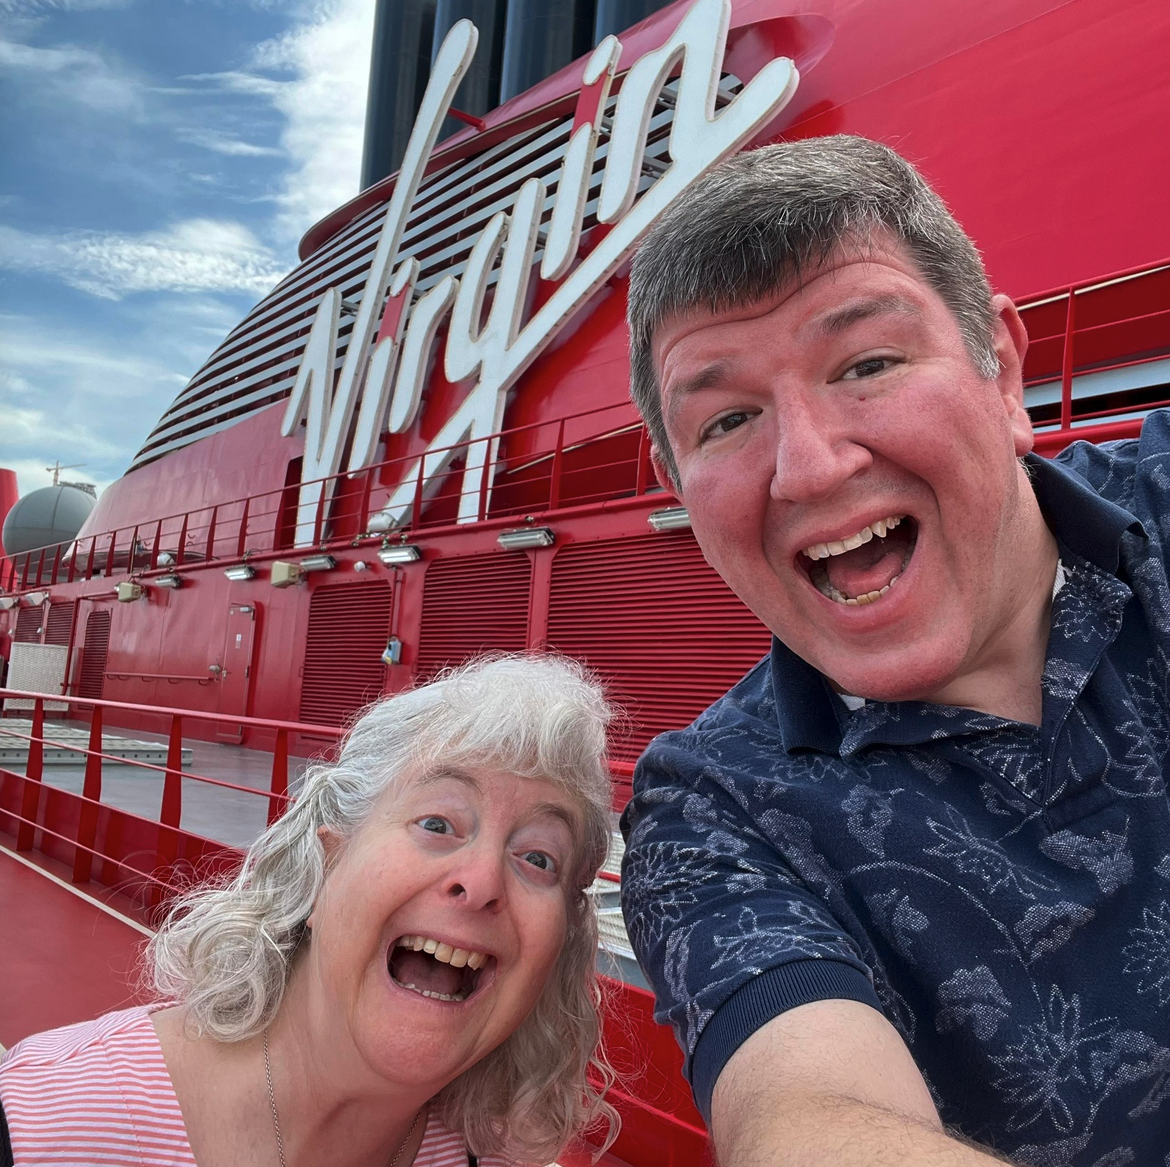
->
[[1053, 408, 1170, 512]]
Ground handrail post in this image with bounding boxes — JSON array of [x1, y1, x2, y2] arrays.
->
[[127, 525, 140, 574], [237, 498, 251, 559], [313, 480, 327, 544], [358, 468, 373, 533], [1060, 289, 1076, 432], [205, 506, 218, 561], [412, 456, 426, 528], [155, 713, 184, 906], [635, 426, 651, 495], [549, 419, 565, 510], [477, 438, 491, 522], [73, 705, 103, 883], [86, 535, 97, 581], [50, 541, 63, 585], [16, 697, 45, 851], [269, 728, 289, 826], [36, 546, 46, 586], [150, 519, 162, 570], [176, 513, 189, 567]]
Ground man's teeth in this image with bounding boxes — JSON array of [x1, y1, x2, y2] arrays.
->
[[822, 575, 901, 606], [396, 934, 487, 971], [804, 515, 904, 561]]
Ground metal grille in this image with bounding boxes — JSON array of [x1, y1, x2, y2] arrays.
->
[[44, 602, 75, 647], [14, 606, 43, 644], [546, 531, 772, 761], [77, 609, 111, 700], [414, 554, 532, 681], [299, 581, 393, 727], [131, 75, 741, 470]]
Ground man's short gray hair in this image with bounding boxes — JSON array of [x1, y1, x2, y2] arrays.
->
[[628, 135, 1000, 484], [148, 654, 617, 1163]]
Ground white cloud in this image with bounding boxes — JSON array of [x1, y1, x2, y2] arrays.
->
[[175, 127, 283, 157], [0, 36, 144, 115], [0, 219, 289, 299], [251, 0, 374, 243]]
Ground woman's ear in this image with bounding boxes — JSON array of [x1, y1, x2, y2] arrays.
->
[[307, 826, 343, 930]]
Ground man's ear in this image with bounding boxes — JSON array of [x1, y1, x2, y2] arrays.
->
[[990, 293, 1033, 457], [651, 446, 680, 496]]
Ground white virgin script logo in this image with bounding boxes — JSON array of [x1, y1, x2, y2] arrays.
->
[[281, 0, 799, 543]]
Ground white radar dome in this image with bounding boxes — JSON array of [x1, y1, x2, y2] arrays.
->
[[2, 484, 95, 556]]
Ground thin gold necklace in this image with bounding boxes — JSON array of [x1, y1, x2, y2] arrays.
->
[[263, 1028, 423, 1167]]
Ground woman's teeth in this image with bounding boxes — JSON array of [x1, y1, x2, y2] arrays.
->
[[803, 514, 904, 561], [396, 934, 487, 970]]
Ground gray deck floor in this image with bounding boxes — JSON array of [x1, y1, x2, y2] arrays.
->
[[2, 718, 316, 850]]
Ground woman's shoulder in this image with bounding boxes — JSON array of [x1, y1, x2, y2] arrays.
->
[[0, 1006, 194, 1166], [0, 1005, 159, 1074]]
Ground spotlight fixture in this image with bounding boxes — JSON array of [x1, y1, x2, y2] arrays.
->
[[647, 506, 691, 532], [223, 564, 256, 582], [377, 543, 422, 565], [0, 596, 17, 611], [116, 581, 145, 602], [496, 527, 555, 551], [155, 573, 183, 589], [269, 561, 304, 588], [298, 554, 337, 572], [156, 551, 176, 567], [23, 591, 48, 607]]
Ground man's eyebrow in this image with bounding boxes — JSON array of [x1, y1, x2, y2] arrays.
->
[[664, 360, 733, 424], [810, 294, 921, 338]]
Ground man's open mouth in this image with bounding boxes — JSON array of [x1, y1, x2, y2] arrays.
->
[[799, 514, 918, 606], [388, 934, 493, 1002]]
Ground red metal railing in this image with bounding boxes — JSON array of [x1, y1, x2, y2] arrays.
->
[[1, 398, 655, 592], [7, 259, 1162, 595], [1018, 259, 1170, 453], [0, 687, 341, 893]]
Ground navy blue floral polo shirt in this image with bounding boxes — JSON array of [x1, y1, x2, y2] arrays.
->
[[621, 414, 1170, 1166]]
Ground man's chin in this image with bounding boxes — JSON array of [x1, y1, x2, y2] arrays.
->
[[817, 645, 967, 706]]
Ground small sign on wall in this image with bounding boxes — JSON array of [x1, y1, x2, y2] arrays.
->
[[5, 643, 69, 712]]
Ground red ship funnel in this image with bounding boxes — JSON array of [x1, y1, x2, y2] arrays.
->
[[0, 469, 17, 558]]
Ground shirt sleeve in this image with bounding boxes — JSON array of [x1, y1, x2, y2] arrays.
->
[[619, 735, 883, 1123]]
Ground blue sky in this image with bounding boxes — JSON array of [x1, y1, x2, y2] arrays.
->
[[0, 0, 377, 497]]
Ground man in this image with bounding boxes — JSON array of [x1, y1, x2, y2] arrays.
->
[[619, 136, 1170, 1166]]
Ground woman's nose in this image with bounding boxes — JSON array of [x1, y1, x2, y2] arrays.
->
[[443, 846, 506, 912], [769, 390, 871, 503]]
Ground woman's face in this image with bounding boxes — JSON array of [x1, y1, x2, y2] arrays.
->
[[303, 765, 583, 1094]]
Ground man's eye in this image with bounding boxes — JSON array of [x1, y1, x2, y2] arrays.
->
[[419, 816, 452, 834], [700, 411, 752, 442], [842, 357, 896, 380]]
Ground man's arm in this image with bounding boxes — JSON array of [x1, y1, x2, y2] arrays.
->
[[711, 999, 1014, 1166]]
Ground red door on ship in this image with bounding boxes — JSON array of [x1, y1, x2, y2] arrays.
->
[[216, 603, 256, 742]]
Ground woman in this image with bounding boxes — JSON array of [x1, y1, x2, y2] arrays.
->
[[0, 655, 618, 1166]]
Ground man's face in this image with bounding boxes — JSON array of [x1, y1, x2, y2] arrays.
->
[[652, 235, 1036, 702]]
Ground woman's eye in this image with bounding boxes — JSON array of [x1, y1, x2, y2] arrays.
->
[[842, 356, 896, 380], [700, 411, 752, 442], [521, 850, 555, 872], [419, 816, 452, 834]]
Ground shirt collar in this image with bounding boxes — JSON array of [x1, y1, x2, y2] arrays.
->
[[767, 451, 1144, 755], [1023, 451, 1144, 573]]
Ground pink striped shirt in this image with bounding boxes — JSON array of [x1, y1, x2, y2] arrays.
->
[[0, 1007, 508, 1166]]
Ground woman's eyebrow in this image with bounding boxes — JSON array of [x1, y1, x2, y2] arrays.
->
[[416, 766, 481, 791], [529, 802, 578, 833]]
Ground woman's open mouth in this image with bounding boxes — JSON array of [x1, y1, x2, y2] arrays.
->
[[799, 514, 918, 606], [387, 934, 494, 1003]]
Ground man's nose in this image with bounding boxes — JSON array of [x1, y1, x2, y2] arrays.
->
[[769, 390, 872, 503], [443, 845, 506, 913]]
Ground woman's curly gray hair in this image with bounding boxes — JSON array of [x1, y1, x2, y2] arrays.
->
[[148, 654, 618, 1163]]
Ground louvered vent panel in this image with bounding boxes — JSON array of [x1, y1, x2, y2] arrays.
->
[[415, 555, 532, 681], [77, 609, 111, 699], [546, 532, 772, 761], [45, 602, 75, 646], [299, 581, 393, 727], [14, 606, 43, 644]]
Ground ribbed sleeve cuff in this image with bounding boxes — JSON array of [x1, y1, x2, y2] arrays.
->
[[690, 958, 884, 1123]]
